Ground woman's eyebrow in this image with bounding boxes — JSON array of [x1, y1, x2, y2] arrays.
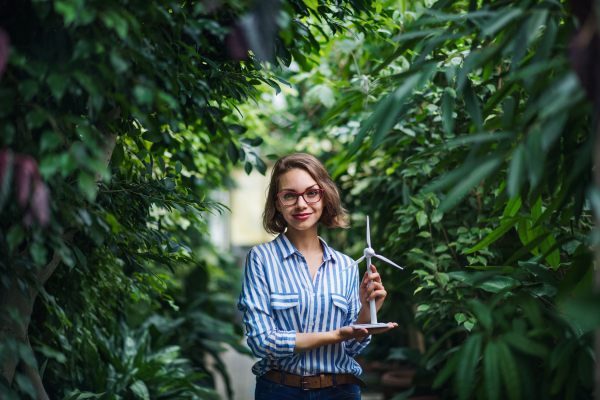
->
[[281, 183, 318, 192]]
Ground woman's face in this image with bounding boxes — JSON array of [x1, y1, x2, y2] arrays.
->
[[276, 168, 323, 232]]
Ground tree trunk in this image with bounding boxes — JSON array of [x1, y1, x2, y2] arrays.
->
[[0, 231, 74, 390], [594, 120, 600, 400]]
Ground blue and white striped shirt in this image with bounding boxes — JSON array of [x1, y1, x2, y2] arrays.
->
[[237, 232, 371, 377]]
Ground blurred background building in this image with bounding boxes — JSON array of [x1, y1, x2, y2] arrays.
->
[[207, 167, 274, 400]]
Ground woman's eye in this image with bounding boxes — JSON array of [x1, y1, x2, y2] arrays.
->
[[307, 190, 318, 196], [283, 193, 295, 199]]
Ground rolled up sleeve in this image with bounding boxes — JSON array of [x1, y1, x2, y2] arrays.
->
[[237, 248, 296, 359], [344, 264, 371, 357]]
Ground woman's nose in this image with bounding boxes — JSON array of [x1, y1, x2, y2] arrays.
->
[[296, 195, 308, 208]]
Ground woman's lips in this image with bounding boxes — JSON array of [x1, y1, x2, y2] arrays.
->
[[293, 213, 312, 220]]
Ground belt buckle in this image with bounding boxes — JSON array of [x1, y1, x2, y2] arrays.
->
[[301, 374, 316, 391]]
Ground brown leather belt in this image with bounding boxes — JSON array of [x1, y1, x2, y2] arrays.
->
[[263, 370, 367, 390]]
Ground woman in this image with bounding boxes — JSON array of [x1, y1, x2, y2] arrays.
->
[[238, 153, 397, 400]]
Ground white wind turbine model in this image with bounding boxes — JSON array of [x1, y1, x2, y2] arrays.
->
[[343, 216, 403, 329]]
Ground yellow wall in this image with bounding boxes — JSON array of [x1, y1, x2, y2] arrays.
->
[[229, 167, 276, 247]]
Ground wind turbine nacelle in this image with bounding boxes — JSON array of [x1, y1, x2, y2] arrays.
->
[[364, 248, 376, 257]]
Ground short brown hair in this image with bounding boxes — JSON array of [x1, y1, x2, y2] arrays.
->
[[263, 153, 350, 234]]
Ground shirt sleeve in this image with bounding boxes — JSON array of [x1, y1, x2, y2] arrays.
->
[[237, 248, 296, 360], [344, 261, 371, 357]]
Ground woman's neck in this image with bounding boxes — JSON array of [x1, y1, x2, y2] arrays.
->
[[284, 224, 322, 256]]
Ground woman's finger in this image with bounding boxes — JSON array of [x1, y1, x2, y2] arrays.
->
[[360, 272, 369, 288], [368, 289, 387, 301], [367, 282, 384, 297], [367, 272, 381, 283]]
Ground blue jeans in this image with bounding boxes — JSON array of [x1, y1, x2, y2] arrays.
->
[[254, 376, 361, 400]]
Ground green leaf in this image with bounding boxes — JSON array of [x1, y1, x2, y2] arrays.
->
[[130, 380, 150, 400], [290, 49, 311, 70], [101, 10, 128, 39], [516, 219, 540, 256], [245, 161, 253, 175], [19, 80, 39, 102], [455, 313, 467, 324], [46, 72, 69, 100], [476, 276, 518, 293], [251, 137, 264, 147], [158, 156, 166, 174], [6, 225, 25, 252], [464, 218, 516, 254], [25, 110, 46, 130], [481, 8, 523, 37], [141, 130, 163, 143], [76, 393, 106, 399], [34, 344, 67, 364], [307, 84, 335, 108], [175, 161, 182, 175], [40, 358, 48, 380], [502, 96, 516, 129], [556, 245, 593, 303], [456, 333, 483, 400], [200, 55, 219, 70], [531, 196, 542, 221], [78, 172, 97, 202], [501, 196, 521, 225], [72, 244, 87, 267], [503, 231, 550, 266], [503, 332, 549, 358], [497, 341, 521, 400], [462, 81, 483, 131], [111, 142, 125, 168], [40, 131, 63, 153], [432, 352, 459, 388], [134, 85, 153, 105], [507, 145, 525, 197], [303, 0, 318, 11], [468, 300, 492, 330], [439, 156, 502, 212], [14, 373, 37, 399], [416, 211, 428, 228], [30, 241, 48, 265], [484, 342, 501, 400], [227, 141, 238, 164], [537, 226, 559, 270], [255, 157, 267, 176], [442, 89, 455, 136], [228, 124, 248, 134], [266, 79, 282, 95], [104, 213, 120, 234]]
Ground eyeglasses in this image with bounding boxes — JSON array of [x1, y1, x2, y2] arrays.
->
[[277, 188, 323, 206]]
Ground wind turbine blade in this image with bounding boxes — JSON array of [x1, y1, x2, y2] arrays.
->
[[374, 254, 403, 270], [366, 215, 371, 248], [342, 256, 365, 272]]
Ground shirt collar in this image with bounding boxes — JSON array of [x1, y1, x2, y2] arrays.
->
[[276, 232, 335, 263]]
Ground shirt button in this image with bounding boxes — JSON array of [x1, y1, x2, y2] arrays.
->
[[312, 293, 316, 297]]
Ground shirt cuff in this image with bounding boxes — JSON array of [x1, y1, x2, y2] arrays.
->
[[264, 329, 297, 359], [345, 335, 371, 357]]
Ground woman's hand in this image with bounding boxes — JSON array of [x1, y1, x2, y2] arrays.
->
[[337, 323, 398, 341], [359, 264, 387, 312]]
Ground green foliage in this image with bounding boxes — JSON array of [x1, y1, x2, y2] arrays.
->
[[253, 0, 597, 398], [0, 0, 376, 397]]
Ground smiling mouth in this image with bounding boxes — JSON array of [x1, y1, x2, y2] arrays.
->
[[292, 213, 312, 219]]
